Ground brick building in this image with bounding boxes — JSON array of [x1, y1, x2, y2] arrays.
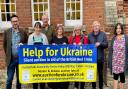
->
[[0, 0, 105, 32], [105, 0, 128, 35], [0, 0, 128, 88], [0, 0, 106, 67], [0, 0, 128, 67]]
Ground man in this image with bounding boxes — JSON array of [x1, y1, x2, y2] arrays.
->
[[41, 15, 55, 44], [3, 15, 28, 89], [41, 15, 56, 89], [88, 21, 108, 89]]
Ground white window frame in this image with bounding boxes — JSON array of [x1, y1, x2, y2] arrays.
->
[[64, 0, 83, 26], [31, 0, 50, 27], [0, 0, 16, 30]]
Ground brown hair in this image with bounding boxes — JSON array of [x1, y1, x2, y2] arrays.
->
[[114, 23, 124, 35], [56, 24, 64, 36]]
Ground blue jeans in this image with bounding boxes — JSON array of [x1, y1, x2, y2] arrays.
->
[[6, 59, 21, 89]]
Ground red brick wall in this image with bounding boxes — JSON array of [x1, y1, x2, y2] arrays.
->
[[16, 0, 32, 28], [124, 1, 128, 17], [14, 0, 105, 33], [124, 0, 128, 34], [50, 0, 105, 33], [83, 0, 105, 33], [0, 34, 6, 69], [50, 0, 64, 26]]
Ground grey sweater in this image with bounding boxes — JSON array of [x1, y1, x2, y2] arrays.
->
[[28, 32, 48, 45]]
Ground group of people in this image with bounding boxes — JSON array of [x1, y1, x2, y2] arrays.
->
[[3, 14, 128, 89]]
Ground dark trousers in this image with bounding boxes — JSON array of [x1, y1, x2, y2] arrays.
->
[[92, 61, 103, 89], [6, 59, 21, 89], [75, 82, 85, 89], [48, 82, 69, 89], [33, 83, 45, 89]]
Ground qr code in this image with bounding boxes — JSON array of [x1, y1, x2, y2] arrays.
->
[[22, 70, 30, 82], [86, 70, 94, 80]]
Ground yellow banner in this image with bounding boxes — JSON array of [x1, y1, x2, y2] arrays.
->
[[19, 63, 97, 84]]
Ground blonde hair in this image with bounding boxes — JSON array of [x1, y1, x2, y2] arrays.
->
[[72, 25, 83, 37]]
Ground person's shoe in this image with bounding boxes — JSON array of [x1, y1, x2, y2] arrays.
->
[[92, 87, 96, 89], [74, 87, 77, 89], [44, 87, 52, 89], [99, 88, 103, 89]]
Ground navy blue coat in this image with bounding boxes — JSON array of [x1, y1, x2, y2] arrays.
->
[[88, 31, 108, 62]]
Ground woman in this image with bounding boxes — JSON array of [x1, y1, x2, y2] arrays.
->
[[49, 24, 69, 89], [51, 24, 68, 45], [109, 23, 128, 89], [69, 25, 88, 45], [69, 25, 88, 89], [28, 22, 48, 89]]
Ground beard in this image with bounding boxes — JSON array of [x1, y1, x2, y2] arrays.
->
[[13, 24, 19, 29]]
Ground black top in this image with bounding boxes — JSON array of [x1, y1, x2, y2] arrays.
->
[[51, 36, 68, 44]]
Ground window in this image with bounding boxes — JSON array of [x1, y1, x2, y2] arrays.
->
[[0, 0, 16, 30], [105, 1, 118, 25], [31, 0, 50, 26], [64, 0, 83, 26]]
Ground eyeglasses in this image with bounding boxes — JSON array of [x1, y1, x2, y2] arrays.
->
[[57, 24, 63, 26], [11, 20, 18, 23], [75, 29, 81, 31]]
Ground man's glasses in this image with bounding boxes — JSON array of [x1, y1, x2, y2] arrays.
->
[[57, 24, 63, 27]]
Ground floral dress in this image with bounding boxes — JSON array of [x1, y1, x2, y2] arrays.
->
[[112, 35, 125, 74]]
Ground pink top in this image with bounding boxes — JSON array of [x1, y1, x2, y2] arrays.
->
[[112, 35, 125, 74], [69, 35, 88, 45]]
